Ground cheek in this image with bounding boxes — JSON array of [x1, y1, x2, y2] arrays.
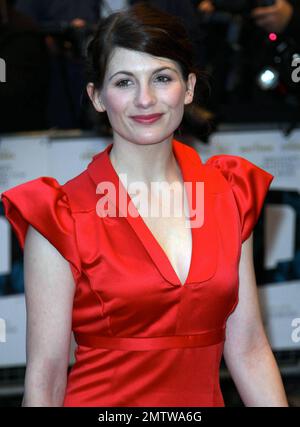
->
[[104, 90, 129, 115], [163, 87, 186, 109]]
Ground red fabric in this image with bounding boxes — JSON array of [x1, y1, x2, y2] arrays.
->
[[205, 154, 274, 243], [1, 139, 274, 407]]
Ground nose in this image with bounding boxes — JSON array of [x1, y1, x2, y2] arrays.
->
[[134, 82, 156, 108]]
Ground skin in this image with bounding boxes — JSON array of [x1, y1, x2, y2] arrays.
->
[[87, 47, 196, 186], [22, 47, 289, 406], [22, 226, 75, 406], [198, 0, 215, 13]]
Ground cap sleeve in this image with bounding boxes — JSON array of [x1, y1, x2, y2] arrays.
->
[[206, 154, 274, 243], [1, 177, 81, 278]]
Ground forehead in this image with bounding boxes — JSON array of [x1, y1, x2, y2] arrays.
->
[[105, 47, 181, 76]]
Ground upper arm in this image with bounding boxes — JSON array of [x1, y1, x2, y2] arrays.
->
[[24, 225, 76, 371], [223, 232, 270, 362]]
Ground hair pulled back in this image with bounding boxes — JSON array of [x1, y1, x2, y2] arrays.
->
[[86, 2, 200, 90]]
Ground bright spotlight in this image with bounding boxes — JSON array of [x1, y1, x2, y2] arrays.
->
[[257, 67, 280, 90]]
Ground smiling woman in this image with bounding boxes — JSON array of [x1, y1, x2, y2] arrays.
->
[[85, 3, 198, 148], [0, 2, 288, 407], [86, 47, 196, 147]]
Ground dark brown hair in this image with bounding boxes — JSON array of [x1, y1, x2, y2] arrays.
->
[[86, 2, 201, 90]]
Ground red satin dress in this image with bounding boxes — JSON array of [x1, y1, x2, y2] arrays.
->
[[1, 139, 274, 406]]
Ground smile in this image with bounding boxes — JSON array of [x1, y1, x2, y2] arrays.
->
[[130, 113, 164, 124]]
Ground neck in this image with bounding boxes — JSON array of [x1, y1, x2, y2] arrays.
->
[[108, 136, 182, 187]]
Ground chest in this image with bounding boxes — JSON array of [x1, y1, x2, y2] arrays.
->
[[132, 185, 193, 286], [141, 214, 192, 286]]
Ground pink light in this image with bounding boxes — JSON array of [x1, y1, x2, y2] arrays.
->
[[269, 33, 277, 42]]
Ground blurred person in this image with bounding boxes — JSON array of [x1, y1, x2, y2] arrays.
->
[[15, 0, 101, 27], [1, 4, 289, 407], [244, 0, 300, 121], [0, 0, 49, 133], [197, 0, 300, 45], [13, 0, 102, 130], [194, 0, 300, 123], [251, 0, 300, 44]]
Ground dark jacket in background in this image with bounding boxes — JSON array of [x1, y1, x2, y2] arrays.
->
[[0, 6, 49, 132], [15, 0, 101, 24]]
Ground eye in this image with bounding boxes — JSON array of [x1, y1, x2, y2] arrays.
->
[[154, 75, 172, 84], [114, 79, 133, 88]]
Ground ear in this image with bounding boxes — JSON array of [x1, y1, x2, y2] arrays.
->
[[184, 73, 197, 105], [86, 82, 106, 112]]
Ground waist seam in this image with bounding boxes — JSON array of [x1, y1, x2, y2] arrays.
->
[[74, 327, 226, 351]]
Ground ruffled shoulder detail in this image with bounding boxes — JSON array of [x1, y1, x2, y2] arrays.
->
[[1, 177, 81, 278], [205, 154, 274, 242]]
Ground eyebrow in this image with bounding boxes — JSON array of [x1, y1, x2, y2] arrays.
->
[[108, 66, 180, 81]]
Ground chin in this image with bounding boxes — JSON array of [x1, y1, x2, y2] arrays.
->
[[114, 127, 176, 145], [132, 131, 176, 145], [135, 137, 172, 146]]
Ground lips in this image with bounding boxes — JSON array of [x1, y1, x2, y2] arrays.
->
[[130, 113, 164, 124]]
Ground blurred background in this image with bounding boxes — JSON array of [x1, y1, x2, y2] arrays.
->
[[0, 0, 300, 406]]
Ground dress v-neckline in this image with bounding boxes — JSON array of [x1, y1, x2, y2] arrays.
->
[[87, 139, 219, 288], [106, 141, 194, 287], [136, 190, 193, 287]]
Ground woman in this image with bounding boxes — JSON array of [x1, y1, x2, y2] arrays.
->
[[1, 3, 288, 406]]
